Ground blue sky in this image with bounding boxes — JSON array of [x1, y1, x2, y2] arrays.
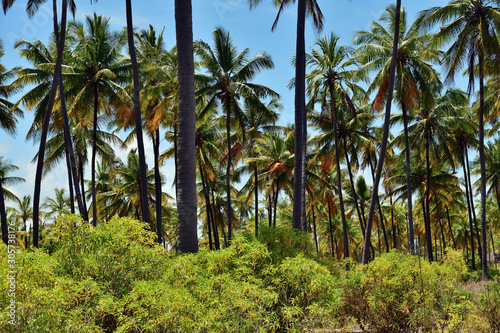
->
[[0, 0, 458, 206]]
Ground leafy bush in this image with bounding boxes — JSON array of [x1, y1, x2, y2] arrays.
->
[[479, 277, 500, 331]]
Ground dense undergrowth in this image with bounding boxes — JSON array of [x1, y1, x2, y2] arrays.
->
[[1, 215, 500, 332]]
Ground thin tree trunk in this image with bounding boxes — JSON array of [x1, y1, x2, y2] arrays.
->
[[478, 52, 489, 280], [330, 88, 348, 259], [425, 123, 433, 261], [273, 177, 280, 228], [446, 207, 456, 250], [153, 130, 162, 244], [466, 147, 482, 265], [78, 159, 87, 215], [200, 168, 213, 250], [254, 163, 259, 236], [268, 192, 272, 227], [343, 138, 365, 238], [361, 0, 401, 265], [224, 97, 233, 241], [312, 205, 318, 254], [402, 103, 415, 254], [65, 141, 75, 214], [126, 0, 151, 225], [328, 200, 335, 257], [175, 0, 198, 252], [292, 0, 306, 232], [33, 0, 66, 246], [91, 85, 98, 226], [463, 153, 476, 270], [211, 188, 220, 250], [391, 196, 397, 249]]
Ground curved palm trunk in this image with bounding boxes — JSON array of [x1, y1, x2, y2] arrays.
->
[[292, 0, 306, 232], [57, 0, 88, 223], [362, 0, 401, 265], [402, 103, 415, 254], [33, 0, 72, 246], [425, 122, 433, 261], [91, 85, 98, 226], [478, 53, 489, 280], [126, 0, 150, 225], [0, 178, 7, 245], [463, 153, 476, 270], [65, 143, 75, 214], [224, 98, 233, 241], [200, 168, 213, 250], [330, 90, 348, 258], [153, 130, 162, 244], [175, 0, 198, 252]]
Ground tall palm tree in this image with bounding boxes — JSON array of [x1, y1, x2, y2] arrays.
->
[[175, 0, 198, 252], [361, 0, 402, 265], [125, 0, 150, 225], [42, 188, 70, 221], [354, 3, 441, 255], [248, 0, 324, 232], [195, 26, 277, 241], [65, 13, 128, 226], [418, 0, 500, 279], [306, 33, 366, 258]]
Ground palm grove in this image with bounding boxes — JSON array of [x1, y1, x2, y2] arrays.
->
[[1, 0, 500, 281]]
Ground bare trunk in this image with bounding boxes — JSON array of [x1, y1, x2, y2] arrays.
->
[[446, 207, 456, 250], [402, 103, 415, 254], [425, 122, 433, 261], [91, 85, 98, 226], [175, 0, 198, 252], [254, 163, 259, 236], [126, 0, 151, 224], [292, 0, 306, 231], [361, 0, 401, 265], [154, 130, 162, 244], [312, 205, 318, 254], [463, 153, 476, 270], [479, 52, 489, 280], [0, 178, 7, 245], [224, 97, 233, 241]]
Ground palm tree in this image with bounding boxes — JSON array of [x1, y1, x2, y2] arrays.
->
[[65, 13, 128, 226], [248, 0, 324, 232], [175, 0, 198, 253], [0, 157, 24, 245], [354, 3, 441, 255], [42, 188, 70, 221], [195, 26, 277, 241], [125, 0, 150, 225], [0, 40, 22, 245], [306, 33, 366, 258], [417, 0, 500, 280], [361, 0, 402, 265]]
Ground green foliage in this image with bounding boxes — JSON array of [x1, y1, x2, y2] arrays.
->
[[256, 226, 312, 264], [1, 217, 498, 332]]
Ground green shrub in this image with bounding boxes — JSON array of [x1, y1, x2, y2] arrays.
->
[[479, 277, 500, 331], [256, 226, 312, 264]]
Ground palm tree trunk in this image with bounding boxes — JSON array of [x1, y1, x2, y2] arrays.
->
[[0, 177, 7, 245], [343, 138, 365, 237], [224, 97, 233, 241], [273, 177, 280, 228], [200, 168, 213, 250], [65, 142, 75, 214], [126, 0, 151, 225], [153, 130, 162, 244], [79, 159, 87, 215], [292, 0, 306, 232], [446, 207, 456, 250], [495, 183, 500, 221], [328, 200, 335, 257], [435, 197, 446, 252], [254, 163, 259, 236], [362, 0, 401, 265], [466, 146, 482, 264], [174, 0, 198, 252], [390, 196, 397, 249], [268, 192, 272, 227], [91, 85, 98, 226], [312, 205, 318, 254], [463, 153, 476, 270], [330, 88, 348, 259], [425, 122, 433, 261], [402, 103, 415, 254], [211, 188, 220, 250], [478, 52, 489, 280], [56, 1, 87, 223]]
